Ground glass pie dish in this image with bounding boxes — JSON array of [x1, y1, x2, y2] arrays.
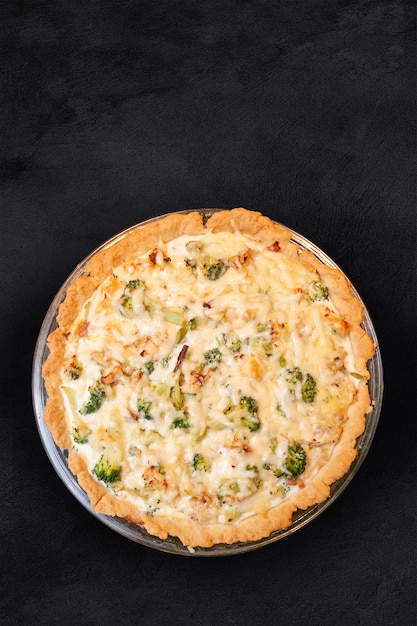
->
[[32, 209, 383, 556]]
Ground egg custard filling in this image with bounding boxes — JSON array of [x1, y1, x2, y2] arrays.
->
[[43, 209, 374, 548]]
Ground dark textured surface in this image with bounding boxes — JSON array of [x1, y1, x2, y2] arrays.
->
[[2, 1, 415, 624]]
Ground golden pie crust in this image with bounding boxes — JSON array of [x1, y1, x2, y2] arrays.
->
[[42, 208, 375, 548]]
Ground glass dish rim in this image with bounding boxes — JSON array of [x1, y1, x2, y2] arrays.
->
[[32, 208, 383, 556]]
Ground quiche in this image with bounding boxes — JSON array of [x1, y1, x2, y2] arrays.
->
[[42, 208, 375, 549]]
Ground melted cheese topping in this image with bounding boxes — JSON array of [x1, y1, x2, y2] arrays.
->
[[61, 231, 360, 525]]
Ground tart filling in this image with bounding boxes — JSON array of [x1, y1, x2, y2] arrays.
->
[[43, 209, 374, 548]]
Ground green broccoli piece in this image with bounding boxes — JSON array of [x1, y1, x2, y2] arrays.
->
[[240, 396, 260, 431], [204, 348, 222, 364], [144, 361, 155, 375], [240, 396, 258, 414], [222, 333, 241, 353], [204, 259, 228, 280], [307, 280, 329, 301], [80, 381, 105, 415], [246, 464, 261, 487], [72, 422, 91, 444], [125, 278, 143, 290], [262, 463, 288, 479], [285, 367, 303, 385], [171, 417, 190, 429], [93, 454, 121, 484], [284, 368, 317, 403], [192, 453, 210, 471], [229, 339, 241, 353], [120, 279, 143, 313], [301, 373, 317, 403], [121, 295, 133, 310], [241, 415, 260, 431], [137, 395, 152, 420], [273, 467, 288, 479], [285, 442, 307, 478]]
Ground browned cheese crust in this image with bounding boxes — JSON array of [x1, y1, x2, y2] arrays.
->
[[42, 208, 375, 548]]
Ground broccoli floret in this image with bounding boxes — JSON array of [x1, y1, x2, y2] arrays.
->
[[285, 442, 307, 478], [307, 280, 329, 301], [241, 415, 260, 431], [144, 361, 154, 375], [72, 422, 91, 444], [192, 453, 210, 471], [284, 368, 317, 403], [121, 295, 133, 310], [125, 278, 143, 290], [137, 395, 152, 420], [171, 417, 190, 429], [204, 348, 222, 364], [301, 373, 317, 403], [222, 333, 241, 353], [285, 367, 303, 385], [240, 396, 260, 431], [203, 259, 228, 280], [230, 339, 241, 353], [93, 454, 121, 484], [120, 279, 143, 314], [273, 467, 288, 479], [262, 462, 288, 479], [246, 464, 261, 487], [80, 381, 105, 415], [240, 396, 258, 414]]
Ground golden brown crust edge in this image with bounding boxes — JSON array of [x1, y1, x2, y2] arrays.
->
[[42, 208, 375, 548]]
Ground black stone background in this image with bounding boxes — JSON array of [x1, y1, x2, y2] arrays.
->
[[1, 1, 415, 624]]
